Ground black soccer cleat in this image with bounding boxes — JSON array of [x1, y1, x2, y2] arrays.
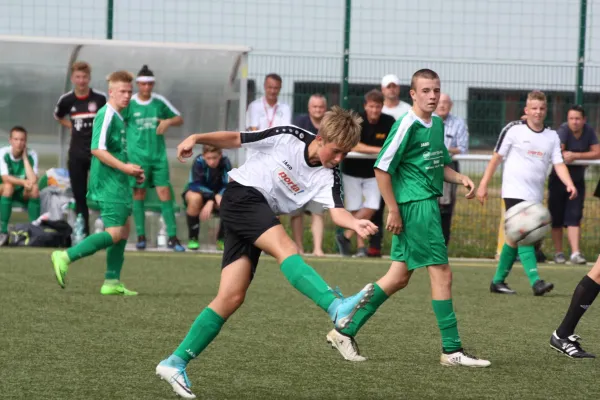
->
[[532, 279, 554, 296], [167, 236, 186, 252], [490, 281, 517, 294], [550, 331, 595, 359], [335, 232, 352, 257]]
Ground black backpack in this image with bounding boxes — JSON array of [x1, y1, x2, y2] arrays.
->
[[8, 220, 72, 248]]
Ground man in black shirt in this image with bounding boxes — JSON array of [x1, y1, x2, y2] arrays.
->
[[548, 105, 600, 265], [54, 61, 107, 236], [336, 90, 395, 257], [289, 94, 328, 256]]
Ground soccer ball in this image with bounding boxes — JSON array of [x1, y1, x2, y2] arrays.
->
[[504, 201, 551, 245]]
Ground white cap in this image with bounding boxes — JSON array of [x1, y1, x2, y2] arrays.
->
[[381, 74, 401, 87]]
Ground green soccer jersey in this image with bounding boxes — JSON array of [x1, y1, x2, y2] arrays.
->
[[0, 146, 38, 183], [374, 110, 452, 204], [124, 93, 180, 163], [88, 104, 131, 204]]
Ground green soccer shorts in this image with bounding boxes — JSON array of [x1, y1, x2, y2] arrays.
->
[[130, 158, 171, 189], [11, 187, 27, 203], [98, 201, 132, 228], [390, 197, 449, 270]]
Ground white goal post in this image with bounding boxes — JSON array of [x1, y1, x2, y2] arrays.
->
[[0, 35, 251, 167]]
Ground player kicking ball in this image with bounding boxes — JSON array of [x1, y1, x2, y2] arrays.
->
[[156, 107, 379, 399], [51, 71, 145, 295], [549, 255, 600, 358], [477, 90, 577, 296], [326, 69, 490, 368]]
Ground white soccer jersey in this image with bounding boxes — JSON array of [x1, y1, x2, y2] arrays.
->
[[227, 126, 344, 214], [495, 120, 563, 202]]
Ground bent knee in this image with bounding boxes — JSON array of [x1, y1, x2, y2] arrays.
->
[[1, 182, 14, 196], [218, 291, 246, 311]]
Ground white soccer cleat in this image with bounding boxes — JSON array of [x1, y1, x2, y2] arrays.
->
[[156, 362, 197, 399], [326, 329, 367, 362], [440, 350, 491, 368]]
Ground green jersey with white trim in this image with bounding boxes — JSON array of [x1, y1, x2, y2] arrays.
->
[[374, 110, 452, 205], [123, 93, 180, 163], [89, 104, 131, 205], [0, 146, 38, 182]]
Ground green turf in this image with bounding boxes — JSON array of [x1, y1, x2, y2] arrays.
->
[[1, 249, 600, 399]]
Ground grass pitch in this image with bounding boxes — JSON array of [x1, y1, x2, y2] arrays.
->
[[1, 249, 600, 399]]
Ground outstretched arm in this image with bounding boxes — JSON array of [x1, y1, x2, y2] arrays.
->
[[329, 208, 378, 239], [177, 132, 242, 162]]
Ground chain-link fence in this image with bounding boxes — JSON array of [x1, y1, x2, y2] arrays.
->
[[2, 0, 600, 257], [2, 0, 600, 148]]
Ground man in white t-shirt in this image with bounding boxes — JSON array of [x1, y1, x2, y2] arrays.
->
[[381, 74, 411, 120], [477, 90, 577, 296], [246, 73, 291, 131]]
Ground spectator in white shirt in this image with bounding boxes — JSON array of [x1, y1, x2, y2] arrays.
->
[[381, 74, 411, 121], [246, 73, 292, 131]]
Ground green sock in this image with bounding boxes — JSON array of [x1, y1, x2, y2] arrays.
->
[[432, 299, 462, 353], [280, 254, 337, 312], [492, 243, 518, 284], [341, 283, 388, 337], [66, 231, 113, 262], [133, 199, 145, 236], [518, 245, 541, 286], [27, 198, 41, 221], [173, 307, 226, 363], [0, 196, 13, 233], [105, 239, 127, 280], [161, 200, 177, 237]]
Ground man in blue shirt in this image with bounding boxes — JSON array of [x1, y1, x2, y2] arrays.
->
[[549, 105, 600, 264]]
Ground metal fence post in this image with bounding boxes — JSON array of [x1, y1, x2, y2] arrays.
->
[[340, 0, 351, 109], [107, 0, 114, 39], [576, 0, 587, 105]]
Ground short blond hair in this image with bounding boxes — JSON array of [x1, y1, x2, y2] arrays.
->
[[527, 90, 547, 103], [318, 106, 363, 150], [107, 70, 134, 88]]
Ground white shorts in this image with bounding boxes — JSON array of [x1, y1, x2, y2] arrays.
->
[[289, 200, 325, 217], [342, 175, 381, 211]]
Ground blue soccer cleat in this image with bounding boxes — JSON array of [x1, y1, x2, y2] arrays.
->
[[168, 237, 186, 252], [327, 283, 375, 330]]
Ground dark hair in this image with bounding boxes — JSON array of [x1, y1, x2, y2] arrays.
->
[[568, 104, 586, 118], [364, 89, 384, 104], [410, 69, 440, 90], [264, 73, 282, 84], [10, 125, 27, 137]]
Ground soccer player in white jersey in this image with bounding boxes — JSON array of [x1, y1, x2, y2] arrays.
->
[[155, 107, 378, 399], [477, 91, 577, 296]]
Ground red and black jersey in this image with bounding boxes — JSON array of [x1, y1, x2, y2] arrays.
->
[[54, 89, 107, 159]]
